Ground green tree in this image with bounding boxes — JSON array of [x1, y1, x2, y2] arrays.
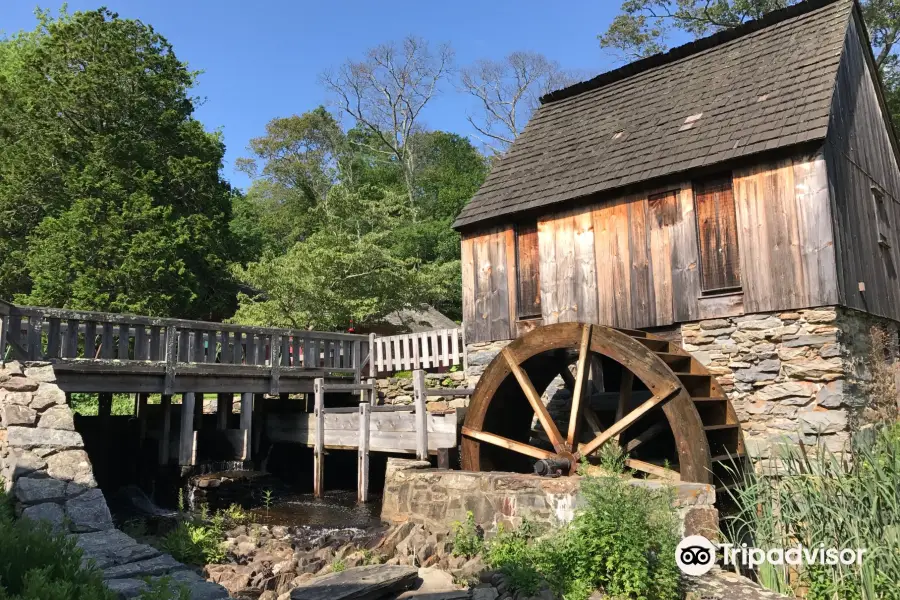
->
[[0, 8, 238, 318], [599, 1, 900, 131]]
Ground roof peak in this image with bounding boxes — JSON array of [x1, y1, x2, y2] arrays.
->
[[542, 0, 849, 105]]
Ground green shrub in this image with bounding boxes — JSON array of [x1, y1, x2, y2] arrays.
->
[[724, 423, 900, 600], [0, 490, 115, 599], [161, 521, 226, 566], [450, 511, 484, 558], [137, 577, 190, 600], [478, 474, 680, 600]]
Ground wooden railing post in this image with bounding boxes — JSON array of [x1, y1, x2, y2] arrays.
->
[[352, 339, 361, 383], [413, 369, 428, 461], [270, 334, 281, 395], [164, 326, 177, 395], [358, 401, 370, 503], [314, 378, 325, 498], [368, 333, 376, 378]]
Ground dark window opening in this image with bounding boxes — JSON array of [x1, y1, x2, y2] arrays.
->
[[873, 185, 892, 249], [515, 222, 541, 318], [694, 175, 741, 293]]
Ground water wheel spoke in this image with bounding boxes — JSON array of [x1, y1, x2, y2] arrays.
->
[[624, 420, 667, 453], [578, 384, 681, 458], [566, 324, 593, 448], [624, 458, 681, 481], [613, 369, 634, 443], [502, 348, 566, 452], [462, 426, 557, 461], [582, 405, 603, 437]]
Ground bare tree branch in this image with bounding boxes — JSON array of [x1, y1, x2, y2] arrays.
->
[[459, 51, 579, 156], [321, 36, 454, 211]]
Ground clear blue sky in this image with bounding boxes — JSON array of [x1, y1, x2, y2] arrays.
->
[[1, 1, 631, 189]]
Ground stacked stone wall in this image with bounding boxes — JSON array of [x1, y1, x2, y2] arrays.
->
[[381, 458, 717, 540], [682, 306, 895, 460], [0, 360, 229, 599]]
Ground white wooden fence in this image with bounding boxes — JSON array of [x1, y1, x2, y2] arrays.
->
[[368, 328, 466, 376]]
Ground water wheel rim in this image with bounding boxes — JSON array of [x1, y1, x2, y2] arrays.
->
[[461, 322, 714, 484]]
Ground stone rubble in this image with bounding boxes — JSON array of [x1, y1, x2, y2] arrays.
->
[[0, 361, 231, 599]]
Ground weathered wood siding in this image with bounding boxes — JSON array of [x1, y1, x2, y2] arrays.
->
[[538, 209, 598, 325], [461, 149, 839, 342], [733, 150, 838, 313], [825, 14, 900, 321], [461, 228, 516, 343]]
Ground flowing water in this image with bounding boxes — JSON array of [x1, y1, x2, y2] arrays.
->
[[249, 489, 383, 529]]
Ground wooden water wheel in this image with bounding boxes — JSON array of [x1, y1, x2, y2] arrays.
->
[[461, 322, 745, 486]]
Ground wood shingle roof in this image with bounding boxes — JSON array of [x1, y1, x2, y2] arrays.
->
[[454, 0, 854, 230]]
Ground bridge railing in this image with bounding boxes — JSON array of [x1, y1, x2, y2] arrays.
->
[[368, 328, 466, 377], [0, 300, 369, 390]]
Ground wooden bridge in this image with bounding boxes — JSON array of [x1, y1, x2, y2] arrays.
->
[[0, 300, 468, 501]]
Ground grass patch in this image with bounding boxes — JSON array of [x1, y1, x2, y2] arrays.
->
[[724, 423, 900, 600]]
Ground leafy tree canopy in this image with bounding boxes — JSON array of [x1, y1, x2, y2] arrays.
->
[[0, 8, 238, 318], [230, 104, 487, 329]]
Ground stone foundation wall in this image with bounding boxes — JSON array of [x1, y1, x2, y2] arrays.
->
[[0, 360, 229, 599], [682, 306, 897, 459], [381, 458, 717, 540], [377, 371, 470, 410]]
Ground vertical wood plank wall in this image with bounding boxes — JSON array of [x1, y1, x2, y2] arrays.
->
[[825, 15, 900, 321], [734, 150, 838, 313], [461, 150, 839, 341], [462, 227, 516, 343]]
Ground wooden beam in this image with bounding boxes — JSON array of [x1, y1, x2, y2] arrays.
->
[[179, 392, 196, 466], [502, 347, 566, 452], [314, 378, 325, 498], [216, 393, 232, 430], [567, 324, 592, 448], [240, 392, 253, 460], [358, 402, 370, 503], [579, 384, 680, 458], [462, 426, 557, 461], [159, 394, 172, 465], [614, 369, 634, 442], [625, 458, 680, 481], [412, 370, 428, 461], [137, 393, 149, 447], [625, 421, 668, 453]]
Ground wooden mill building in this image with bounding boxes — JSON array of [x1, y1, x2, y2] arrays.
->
[[455, 0, 900, 458]]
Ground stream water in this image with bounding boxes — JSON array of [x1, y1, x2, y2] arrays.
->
[[248, 489, 383, 529]]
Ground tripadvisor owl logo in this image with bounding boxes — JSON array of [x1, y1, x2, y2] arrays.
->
[[675, 535, 717, 576]]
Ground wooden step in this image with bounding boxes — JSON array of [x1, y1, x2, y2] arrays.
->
[[654, 352, 692, 371], [616, 327, 648, 338], [636, 337, 669, 352], [710, 451, 746, 463], [703, 423, 740, 432], [691, 396, 727, 402], [673, 372, 712, 397]]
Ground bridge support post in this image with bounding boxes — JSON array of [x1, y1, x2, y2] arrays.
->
[[179, 392, 196, 466], [159, 394, 172, 465], [137, 393, 149, 448], [240, 392, 253, 460], [216, 393, 232, 429], [358, 401, 370, 503], [313, 378, 325, 499], [194, 392, 204, 430], [413, 370, 428, 461]]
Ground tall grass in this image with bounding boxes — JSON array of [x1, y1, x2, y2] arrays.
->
[[723, 424, 900, 600]]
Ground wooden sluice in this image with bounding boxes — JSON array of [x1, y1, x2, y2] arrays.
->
[[0, 300, 469, 502]]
